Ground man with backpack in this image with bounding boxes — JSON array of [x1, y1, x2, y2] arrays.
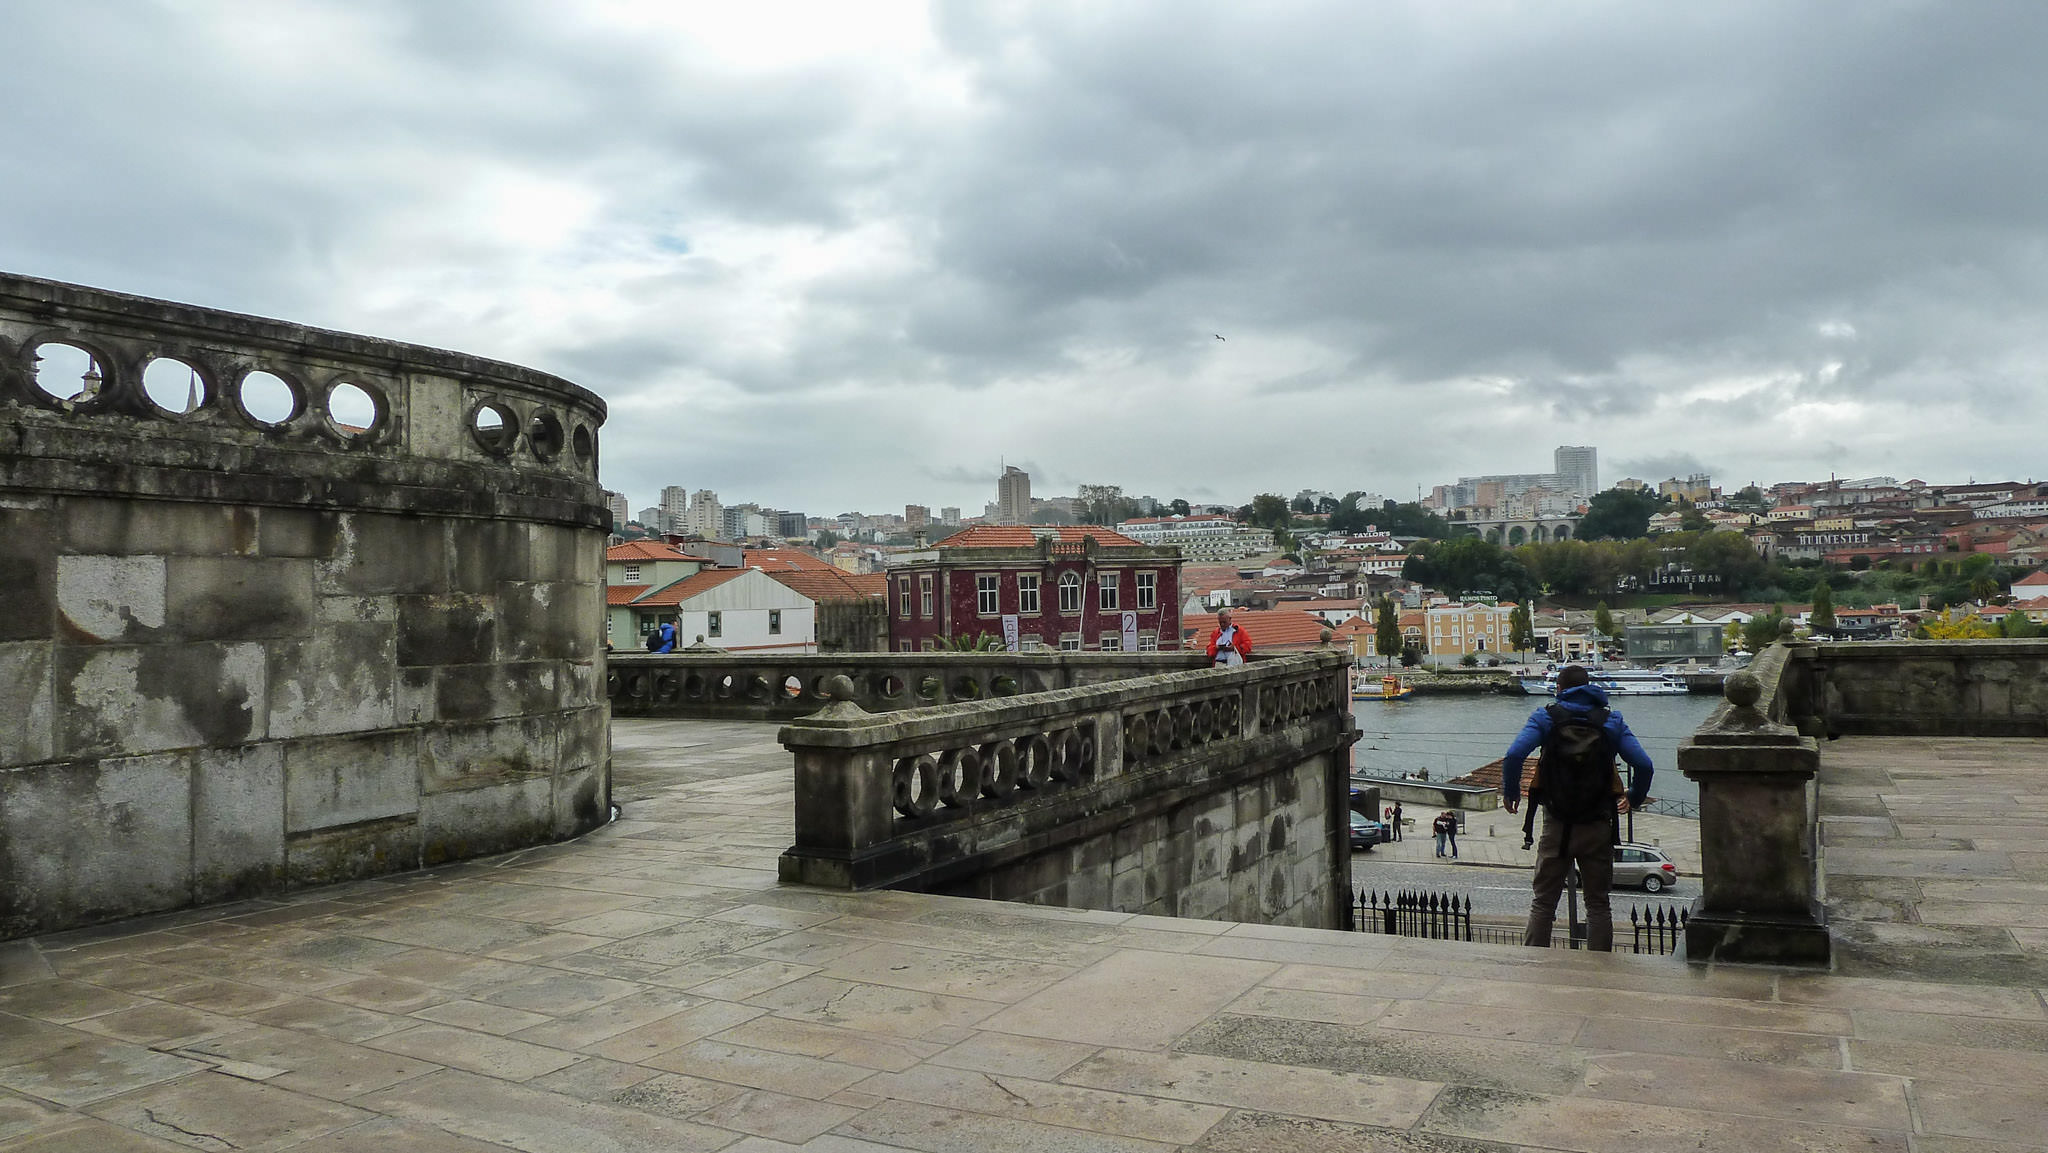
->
[[1499, 665, 1655, 951]]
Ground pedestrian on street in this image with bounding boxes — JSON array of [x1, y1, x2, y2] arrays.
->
[[1431, 811, 1454, 857], [1391, 801, 1404, 841], [1500, 664, 1655, 951], [1445, 812, 1459, 858]]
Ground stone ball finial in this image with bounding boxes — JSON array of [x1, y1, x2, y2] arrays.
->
[[696, 634, 707, 644], [825, 674, 858, 702], [1777, 619, 1795, 639], [1724, 671, 1763, 709], [1320, 627, 1333, 644]]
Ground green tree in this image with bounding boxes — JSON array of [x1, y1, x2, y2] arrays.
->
[[1810, 580, 1836, 633], [1686, 529, 1768, 596], [1289, 495, 1315, 514], [1742, 608, 1788, 651], [813, 529, 840, 549], [1592, 600, 1616, 639], [1248, 493, 1292, 531], [1508, 601, 1536, 659], [1167, 498, 1191, 516], [1727, 485, 1770, 514], [2002, 609, 2042, 638], [1374, 596, 1402, 667], [1576, 487, 1670, 541]]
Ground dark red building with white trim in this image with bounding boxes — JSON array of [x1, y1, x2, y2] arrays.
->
[[886, 526, 1183, 652]]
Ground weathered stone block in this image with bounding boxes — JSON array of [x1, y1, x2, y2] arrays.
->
[[283, 730, 420, 833], [421, 716, 555, 794], [435, 661, 559, 722], [55, 554, 166, 642], [396, 593, 495, 666], [286, 816, 420, 887], [553, 761, 609, 837], [498, 581, 592, 661], [0, 501, 56, 642], [194, 743, 285, 902], [55, 642, 266, 757], [0, 753, 192, 937], [166, 556, 315, 641], [0, 642, 54, 764], [422, 778, 554, 865], [267, 623, 398, 739], [559, 705, 607, 772], [318, 513, 447, 596], [257, 507, 340, 558], [447, 519, 529, 594], [61, 497, 258, 557]]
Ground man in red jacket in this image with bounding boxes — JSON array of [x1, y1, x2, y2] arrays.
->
[[1206, 607, 1253, 666]]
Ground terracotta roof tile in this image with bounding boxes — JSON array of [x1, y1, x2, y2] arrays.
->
[[606, 540, 708, 562], [767, 568, 884, 600], [632, 568, 751, 607], [932, 525, 1146, 549], [1181, 608, 1335, 650], [606, 584, 651, 606], [744, 548, 834, 573]]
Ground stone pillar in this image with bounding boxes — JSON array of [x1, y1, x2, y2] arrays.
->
[[778, 677, 896, 888], [1678, 670, 1829, 965]]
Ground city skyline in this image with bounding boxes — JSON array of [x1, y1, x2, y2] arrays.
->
[[6, 5, 2048, 513]]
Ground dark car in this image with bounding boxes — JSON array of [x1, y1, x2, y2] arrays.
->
[[1349, 812, 1388, 851]]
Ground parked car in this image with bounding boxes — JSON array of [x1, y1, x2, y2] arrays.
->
[[1349, 812, 1389, 851], [1613, 842, 1680, 892]]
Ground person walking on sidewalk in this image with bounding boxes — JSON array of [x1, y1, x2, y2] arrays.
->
[[1500, 664, 1655, 951]]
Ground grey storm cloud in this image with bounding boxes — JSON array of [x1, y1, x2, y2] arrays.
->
[[4, 0, 2047, 514]]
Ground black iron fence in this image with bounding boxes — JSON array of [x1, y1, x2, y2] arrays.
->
[[1352, 888, 1688, 956]]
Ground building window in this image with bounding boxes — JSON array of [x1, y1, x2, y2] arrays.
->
[[1059, 634, 1083, 651], [1058, 571, 1082, 613], [623, 564, 641, 582], [898, 578, 912, 619], [900, 640, 914, 652], [1138, 632, 1158, 651], [1017, 573, 1040, 614], [1098, 572, 1119, 610], [1099, 634, 1121, 651], [1136, 571, 1156, 609], [1021, 636, 1043, 652], [920, 574, 934, 618], [768, 609, 782, 635], [707, 611, 722, 637], [976, 573, 999, 616]]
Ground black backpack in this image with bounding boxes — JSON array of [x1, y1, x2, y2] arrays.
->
[[1528, 703, 1622, 833], [645, 629, 663, 652]]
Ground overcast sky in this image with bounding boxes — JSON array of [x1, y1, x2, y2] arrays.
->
[[6, 1, 2046, 517]]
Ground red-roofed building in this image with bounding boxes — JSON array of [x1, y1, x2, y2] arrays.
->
[[620, 568, 814, 653], [764, 566, 890, 652], [743, 547, 835, 573], [888, 526, 1183, 652], [1181, 609, 1332, 654]]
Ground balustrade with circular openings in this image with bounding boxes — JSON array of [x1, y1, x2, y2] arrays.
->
[[1122, 692, 1244, 765], [889, 725, 1095, 821]]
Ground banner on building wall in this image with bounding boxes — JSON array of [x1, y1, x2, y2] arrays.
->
[[1002, 614, 1020, 652], [1121, 611, 1139, 652]]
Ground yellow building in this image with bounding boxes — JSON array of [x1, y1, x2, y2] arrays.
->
[[1425, 601, 1516, 659]]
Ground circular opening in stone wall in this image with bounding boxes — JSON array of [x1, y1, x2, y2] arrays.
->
[[31, 342, 103, 404], [471, 401, 519, 454], [572, 424, 595, 465], [142, 357, 206, 415], [529, 410, 566, 460], [239, 370, 301, 426], [327, 381, 382, 438]]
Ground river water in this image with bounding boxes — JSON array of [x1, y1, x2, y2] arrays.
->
[[1350, 692, 1720, 804]]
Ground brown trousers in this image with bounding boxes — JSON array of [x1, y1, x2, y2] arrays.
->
[[1522, 810, 1617, 951]]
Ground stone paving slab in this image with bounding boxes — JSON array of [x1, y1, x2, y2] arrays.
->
[[1, 720, 2046, 1151]]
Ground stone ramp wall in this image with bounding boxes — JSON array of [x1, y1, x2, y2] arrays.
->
[[0, 272, 611, 939]]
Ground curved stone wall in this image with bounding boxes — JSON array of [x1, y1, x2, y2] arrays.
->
[[0, 272, 611, 938]]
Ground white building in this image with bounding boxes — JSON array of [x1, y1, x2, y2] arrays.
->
[[1116, 514, 1276, 561], [627, 567, 816, 654]]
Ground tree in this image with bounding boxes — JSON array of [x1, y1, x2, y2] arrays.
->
[[1374, 596, 1402, 666], [1167, 498, 1191, 516], [1316, 496, 1340, 515], [1076, 484, 1139, 526], [1248, 493, 1291, 531], [1030, 506, 1074, 525], [1724, 621, 1744, 652], [1686, 529, 1768, 595], [1921, 614, 1999, 639], [813, 530, 840, 549], [1592, 600, 1616, 639], [1810, 580, 1836, 633], [1742, 609, 1788, 651], [1508, 601, 1536, 659], [1576, 487, 1670, 541], [2002, 609, 2042, 638], [1727, 485, 1770, 514], [1289, 495, 1315, 514]]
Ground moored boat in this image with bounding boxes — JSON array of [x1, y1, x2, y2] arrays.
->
[[1518, 667, 1689, 696], [1353, 672, 1415, 701]]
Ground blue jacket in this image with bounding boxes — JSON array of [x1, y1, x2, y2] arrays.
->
[[1501, 683, 1654, 808], [655, 622, 678, 654]]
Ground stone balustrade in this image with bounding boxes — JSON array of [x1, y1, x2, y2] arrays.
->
[[607, 651, 1209, 722], [1679, 636, 2048, 966], [777, 651, 1358, 929], [1, 273, 610, 939]]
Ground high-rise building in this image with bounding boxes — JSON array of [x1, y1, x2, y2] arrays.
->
[[688, 489, 722, 538], [660, 485, 691, 533], [777, 511, 808, 539], [997, 466, 1031, 525], [637, 506, 662, 528], [1554, 446, 1598, 499], [604, 491, 630, 528], [940, 506, 961, 526], [905, 504, 930, 532]]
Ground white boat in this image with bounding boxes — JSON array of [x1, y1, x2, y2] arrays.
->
[[1518, 667, 1690, 697]]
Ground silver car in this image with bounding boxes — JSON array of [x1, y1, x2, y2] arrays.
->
[[1613, 842, 1680, 892]]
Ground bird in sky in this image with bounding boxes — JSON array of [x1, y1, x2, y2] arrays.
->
[[1213, 334, 1226, 341]]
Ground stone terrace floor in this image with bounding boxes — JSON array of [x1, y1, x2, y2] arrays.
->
[[0, 722, 2044, 1152]]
